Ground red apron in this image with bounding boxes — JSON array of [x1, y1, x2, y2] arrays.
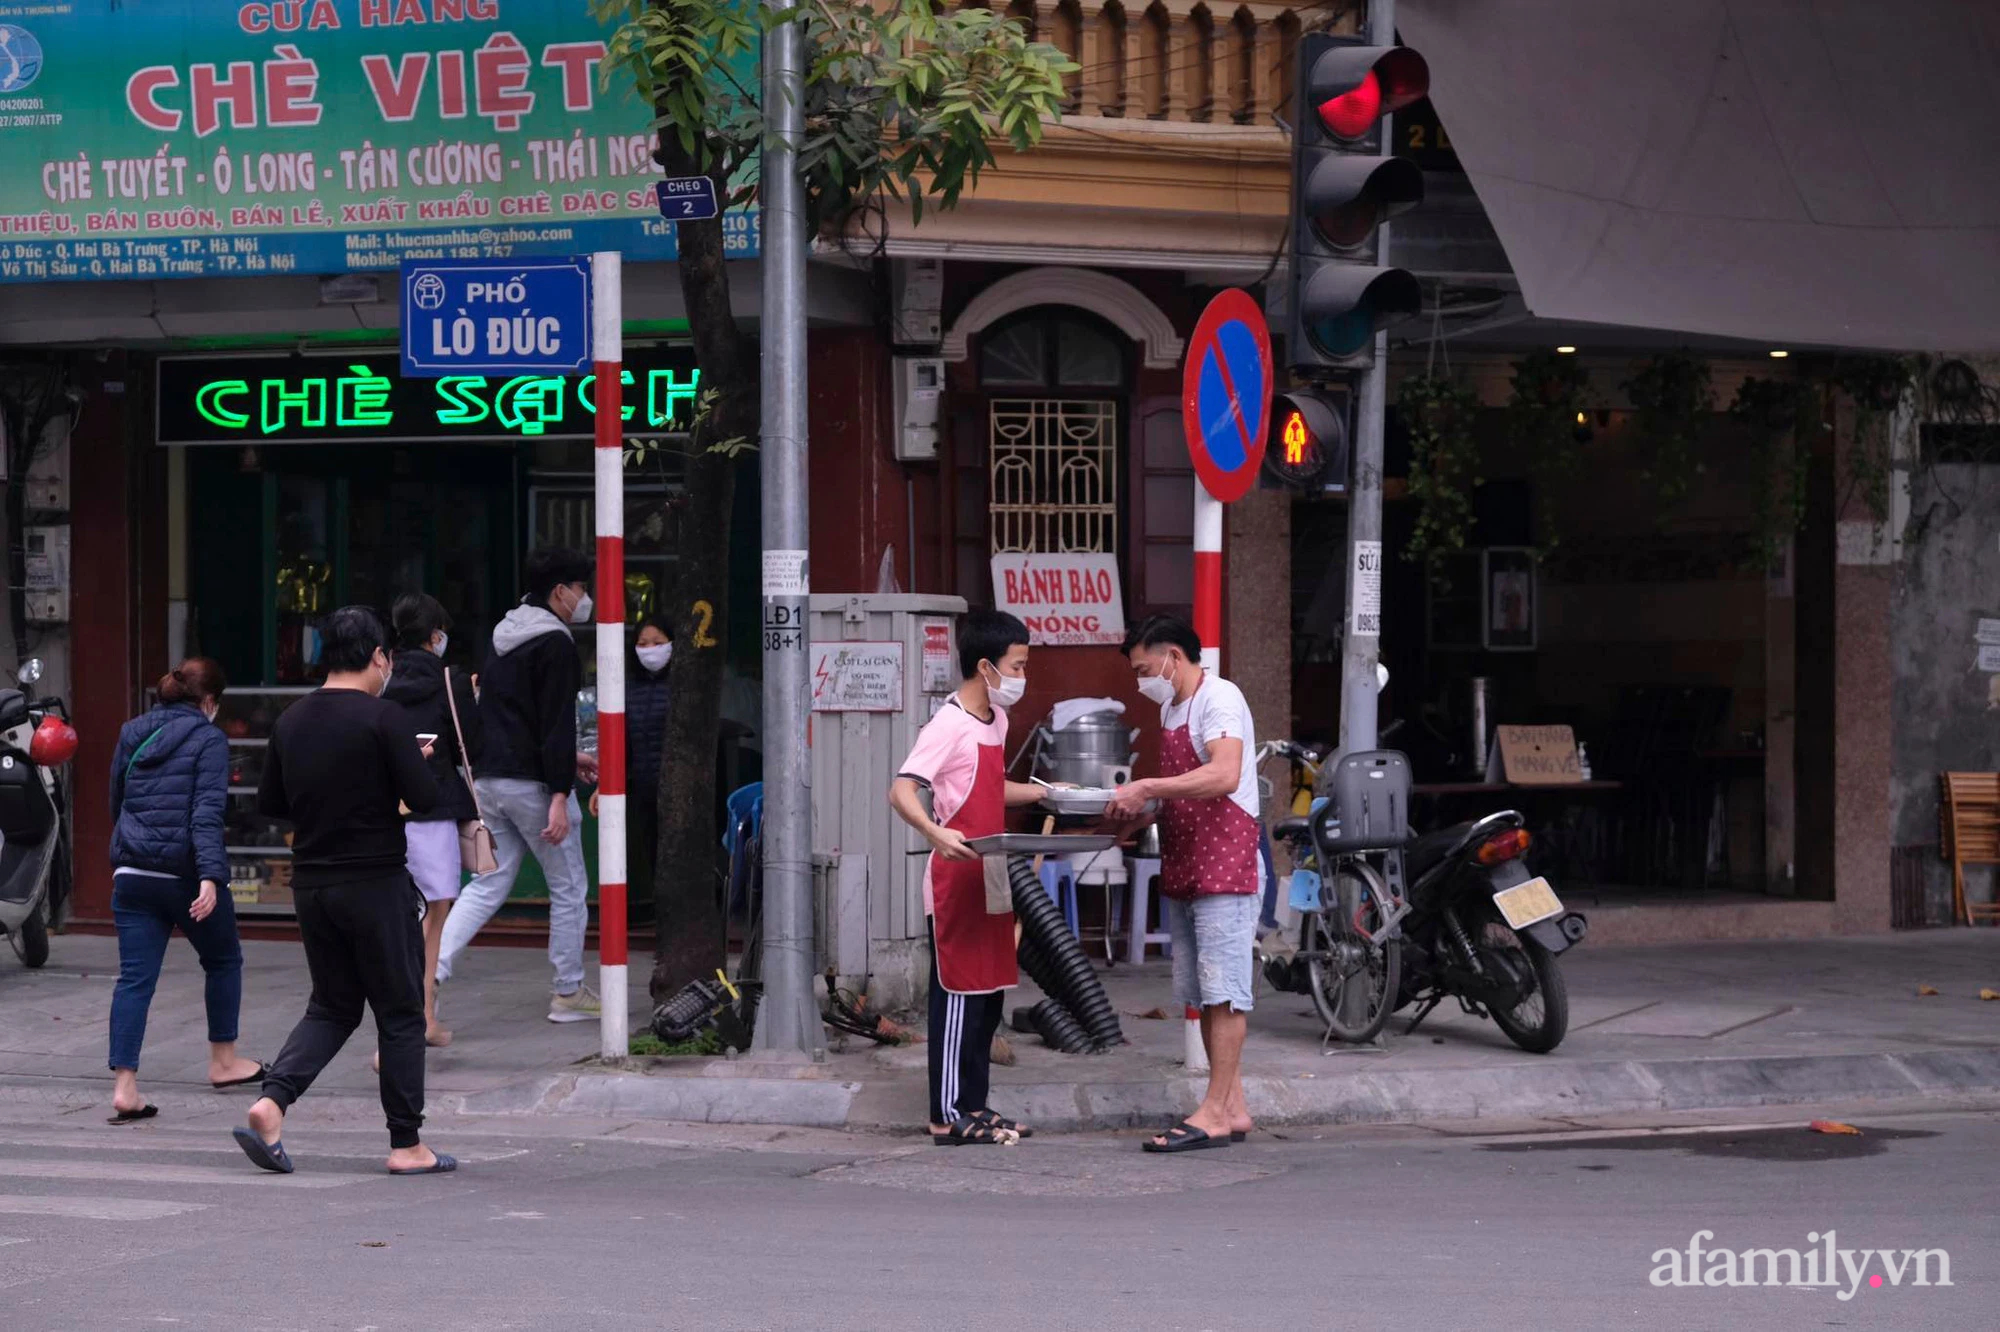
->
[[1157, 685, 1261, 900], [930, 738, 1018, 994]]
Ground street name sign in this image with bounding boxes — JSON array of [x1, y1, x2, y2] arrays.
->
[[656, 177, 721, 222], [400, 257, 593, 379]]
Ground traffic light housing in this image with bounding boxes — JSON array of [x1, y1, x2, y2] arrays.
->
[[1285, 34, 1428, 372], [1265, 388, 1350, 491]]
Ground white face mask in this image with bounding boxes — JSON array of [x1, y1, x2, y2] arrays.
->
[[984, 666, 1025, 709], [636, 643, 672, 673], [1136, 660, 1178, 706], [375, 656, 394, 696], [430, 632, 448, 658], [567, 588, 594, 625]]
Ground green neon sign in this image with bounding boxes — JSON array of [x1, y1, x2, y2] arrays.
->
[[161, 352, 702, 446]]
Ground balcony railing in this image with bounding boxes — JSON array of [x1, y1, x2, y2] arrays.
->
[[979, 0, 1315, 127]]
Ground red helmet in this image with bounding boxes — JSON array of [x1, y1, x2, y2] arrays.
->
[[29, 715, 78, 766]]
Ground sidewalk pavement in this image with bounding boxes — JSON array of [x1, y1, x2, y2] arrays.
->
[[4, 929, 1998, 1135]]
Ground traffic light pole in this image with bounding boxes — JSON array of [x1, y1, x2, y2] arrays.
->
[[1338, 0, 1397, 761], [1335, 0, 1397, 1035], [757, 8, 820, 1057]]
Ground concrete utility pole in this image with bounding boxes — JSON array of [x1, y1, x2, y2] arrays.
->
[[1338, 0, 1397, 760], [756, 9, 820, 1056]]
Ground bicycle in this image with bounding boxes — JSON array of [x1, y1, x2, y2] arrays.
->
[[1257, 739, 1405, 1044]]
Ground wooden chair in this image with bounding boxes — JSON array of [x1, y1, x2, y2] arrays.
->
[[1942, 773, 2000, 925]]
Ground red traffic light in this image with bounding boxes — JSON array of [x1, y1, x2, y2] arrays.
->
[[1318, 70, 1383, 140], [1308, 45, 1429, 144]]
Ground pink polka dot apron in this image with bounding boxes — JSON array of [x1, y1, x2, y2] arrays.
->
[[1156, 683, 1261, 900]]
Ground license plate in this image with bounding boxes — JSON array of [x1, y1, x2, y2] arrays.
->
[[1493, 877, 1563, 930]]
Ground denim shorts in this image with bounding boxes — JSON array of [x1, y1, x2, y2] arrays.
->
[[1165, 892, 1259, 1013]]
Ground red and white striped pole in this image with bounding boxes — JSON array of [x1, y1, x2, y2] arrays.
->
[[1185, 478, 1223, 1073], [592, 251, 628, 1060], [1192, 481, 1223, 675]]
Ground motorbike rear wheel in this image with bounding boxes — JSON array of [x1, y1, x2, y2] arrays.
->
[[1479, 921, 1567, 1053], [1305, 864, 1401, 1044], [10, 900, 49, 969]]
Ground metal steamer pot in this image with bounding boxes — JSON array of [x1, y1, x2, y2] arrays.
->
[[1034, 709, 1138, 791]]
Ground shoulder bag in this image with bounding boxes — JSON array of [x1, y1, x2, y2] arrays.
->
[[445, 671, 501, 875]]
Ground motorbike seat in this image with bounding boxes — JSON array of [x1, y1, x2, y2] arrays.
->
[[1406, 820, 1479, 879]]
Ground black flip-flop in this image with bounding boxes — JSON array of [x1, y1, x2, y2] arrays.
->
[[210, 1062, 266, 1090], [931, 1118, 1006, 1146], [1143, 1120, 1227, 1154], [387, 1152, 458, 1176], [106, 1104, 158, 1125], [1231, 1129, 1249, 1142], [969, 1108, 1033, 1139], [231, 1126, 296, 1174]]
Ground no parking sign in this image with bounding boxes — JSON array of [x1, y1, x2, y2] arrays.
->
[[1180, 289, 1274, 503]]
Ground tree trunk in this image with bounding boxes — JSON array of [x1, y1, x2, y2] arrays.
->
[[649, 148, 758, 1003]]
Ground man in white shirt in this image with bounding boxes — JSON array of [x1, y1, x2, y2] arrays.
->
[[1108, 615, 1259, 1153]]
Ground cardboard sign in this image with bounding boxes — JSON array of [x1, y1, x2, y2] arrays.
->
[[1494, 725, 1583, 785], [809, 641, 904, 712], [990, 553, 1126, 647]]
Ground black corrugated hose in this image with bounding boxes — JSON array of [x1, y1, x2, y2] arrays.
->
[[1008, 856, 1126, 1047], [1028, 997, 1095, 1053]]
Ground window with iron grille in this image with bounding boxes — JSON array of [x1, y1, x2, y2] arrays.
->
[[987, 398, 1119, 554]]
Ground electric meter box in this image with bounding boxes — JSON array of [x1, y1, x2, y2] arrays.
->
[[23, 525, 70, 623], [808, 593, 966, 1003]]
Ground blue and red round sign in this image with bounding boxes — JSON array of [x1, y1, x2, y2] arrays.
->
[[1181, 289, 1274, 504]]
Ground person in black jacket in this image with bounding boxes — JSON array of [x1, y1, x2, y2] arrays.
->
[[236, 606, 451, 1177], [383, 592, 484, 1047], [105, 658, 264, 1123], [591, 619, 670, 917], [435, 548, 600, 1025]]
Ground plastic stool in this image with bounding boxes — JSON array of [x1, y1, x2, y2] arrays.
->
[[1036, 861, 1081, 938], [1123, 856, 1173, 963]]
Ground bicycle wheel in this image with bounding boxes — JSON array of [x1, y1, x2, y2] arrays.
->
[[1304, 863, 1399, 1043]]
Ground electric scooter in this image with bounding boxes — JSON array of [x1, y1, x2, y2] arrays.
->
[[0, 659, 78, 969]]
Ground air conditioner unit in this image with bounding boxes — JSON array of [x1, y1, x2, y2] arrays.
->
[[893, 357, 944, 461]]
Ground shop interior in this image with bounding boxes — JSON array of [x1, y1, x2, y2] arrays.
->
[[1289, 358, 1785, 902]]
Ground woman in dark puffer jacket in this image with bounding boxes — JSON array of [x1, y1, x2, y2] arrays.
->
[[589, 620, 669, 919], [105, 658, 263, 1123]]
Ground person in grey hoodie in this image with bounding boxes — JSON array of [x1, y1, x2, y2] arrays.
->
[[433, 548, 601, 1024]]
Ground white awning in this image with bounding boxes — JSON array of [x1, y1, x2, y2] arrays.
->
[[1399, 1, 2000, 351]]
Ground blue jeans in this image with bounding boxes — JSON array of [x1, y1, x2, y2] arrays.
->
[[1164, 892, 1260, 1013], [109, 872, 244, 1071], [435, 779, 589, 993]]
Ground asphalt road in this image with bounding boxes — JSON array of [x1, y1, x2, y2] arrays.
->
[[0, 1101, 1991, 1330]]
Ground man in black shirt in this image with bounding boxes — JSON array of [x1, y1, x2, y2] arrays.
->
[[235, 606, 454, 1176]]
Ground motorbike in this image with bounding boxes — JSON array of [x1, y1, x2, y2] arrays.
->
[[1265, 753, 1587, 1054], [1391, 810, 1588, 1053], [0, 659, 78, 970]]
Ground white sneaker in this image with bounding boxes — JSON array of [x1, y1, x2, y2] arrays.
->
[[547, 985, 602, 1023]]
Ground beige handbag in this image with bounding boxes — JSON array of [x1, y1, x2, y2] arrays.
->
[[445, 671, 500, 875]]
